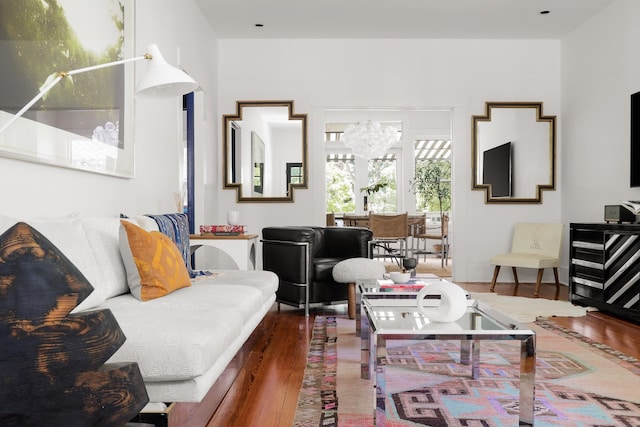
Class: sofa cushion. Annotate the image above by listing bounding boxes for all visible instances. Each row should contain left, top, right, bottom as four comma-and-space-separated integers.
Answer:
79, 216, 129, 299
0, 215, 106, 312
204, 270, 280, 304
132, 215, 159, 232
119, 220, 191, 301
102, 278, 268, 381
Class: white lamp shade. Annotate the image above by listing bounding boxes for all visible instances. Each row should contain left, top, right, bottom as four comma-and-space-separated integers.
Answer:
342, 120, 398, 159
136, 44, 198, 97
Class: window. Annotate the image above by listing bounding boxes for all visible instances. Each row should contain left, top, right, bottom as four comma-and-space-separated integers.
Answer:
326, 153, 356, 213
366, 154, 397, 213
287, 163, 304, 185
326, 115, 465, 217
324, 110, 453, 262
326, 150, 400, 213
253, 162, 263, 194
413, 139, 451, 214
325, 122, 403, 214
286, 162, 303, 196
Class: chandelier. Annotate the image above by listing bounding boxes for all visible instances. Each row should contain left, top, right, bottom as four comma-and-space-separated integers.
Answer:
342, 120, 398, 159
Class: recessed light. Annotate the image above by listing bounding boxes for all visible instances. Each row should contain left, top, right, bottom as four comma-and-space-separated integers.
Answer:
540, 10, 550, 15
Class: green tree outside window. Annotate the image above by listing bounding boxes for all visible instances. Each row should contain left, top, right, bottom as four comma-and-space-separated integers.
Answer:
412, 160, 451, 217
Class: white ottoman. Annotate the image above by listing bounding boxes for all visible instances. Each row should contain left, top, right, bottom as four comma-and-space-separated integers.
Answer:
333, 258, 386, 319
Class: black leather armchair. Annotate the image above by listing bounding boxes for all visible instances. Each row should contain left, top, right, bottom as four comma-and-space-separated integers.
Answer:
262, 226, 373, 316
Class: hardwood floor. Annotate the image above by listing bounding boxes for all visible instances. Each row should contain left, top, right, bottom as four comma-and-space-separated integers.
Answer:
207, 282, 640, 427
206, 306, 320, 426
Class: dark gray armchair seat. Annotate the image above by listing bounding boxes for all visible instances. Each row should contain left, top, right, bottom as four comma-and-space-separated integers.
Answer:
261, 226, 373, 316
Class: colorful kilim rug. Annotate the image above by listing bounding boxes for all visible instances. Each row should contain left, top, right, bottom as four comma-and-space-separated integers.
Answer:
294, 316, 640, 426
293, 316, 338, 427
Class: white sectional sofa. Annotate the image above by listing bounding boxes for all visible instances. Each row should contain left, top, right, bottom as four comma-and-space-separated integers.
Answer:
0, 214, 278, 425
103, 269, 277, 402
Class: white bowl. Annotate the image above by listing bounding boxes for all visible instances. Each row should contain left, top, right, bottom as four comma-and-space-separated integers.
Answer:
389, 272, 411, 284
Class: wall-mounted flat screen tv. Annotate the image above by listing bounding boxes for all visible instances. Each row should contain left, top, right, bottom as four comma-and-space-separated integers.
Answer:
631, 91, 640, 187
483, 141, 512, 197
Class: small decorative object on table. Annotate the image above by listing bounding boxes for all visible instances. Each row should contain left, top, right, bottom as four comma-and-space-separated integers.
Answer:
416, 282, 468, 322
389, 271, 411, 284
402, 257, 417, 277
200, 225, 245, 236
227, 210, 240, 225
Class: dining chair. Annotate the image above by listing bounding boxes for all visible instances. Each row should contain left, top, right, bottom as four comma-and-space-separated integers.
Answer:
489, 222, 563, 299
368, 212, 409, 265
412, 214, 449, 268
408, 213, 426, 248
326, 212, 336, 226
342, 214, 369, 228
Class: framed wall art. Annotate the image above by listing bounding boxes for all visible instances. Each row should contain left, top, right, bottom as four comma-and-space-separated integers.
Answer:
0, 0, 135, 177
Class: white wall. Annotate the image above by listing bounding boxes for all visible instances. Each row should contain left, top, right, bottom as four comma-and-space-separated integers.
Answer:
561, 0, 640, 272
562, 0, 640, 219
0, 0, 218, 227
217, 39, 562, 281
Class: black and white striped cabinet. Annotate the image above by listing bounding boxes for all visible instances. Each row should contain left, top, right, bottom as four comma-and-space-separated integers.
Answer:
570, 222, 640, 323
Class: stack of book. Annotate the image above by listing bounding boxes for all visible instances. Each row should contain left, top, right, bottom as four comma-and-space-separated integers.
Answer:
376, 278, 425, 292
200, 225, 245, 236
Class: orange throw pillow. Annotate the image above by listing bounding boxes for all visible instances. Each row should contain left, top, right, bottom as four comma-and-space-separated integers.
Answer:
119, 220, 191, 301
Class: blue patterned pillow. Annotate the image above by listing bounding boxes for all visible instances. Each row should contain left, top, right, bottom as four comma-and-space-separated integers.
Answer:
144, 213, 193, 275
144, 213, 211, 278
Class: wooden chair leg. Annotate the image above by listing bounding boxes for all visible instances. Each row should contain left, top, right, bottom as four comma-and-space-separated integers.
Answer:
534, 269, 544, 298
553, 267, 560, 300
490, 266, 501, 292
512, 267, 520, 296
444, 239, 449, 266
347, 282, 356, 319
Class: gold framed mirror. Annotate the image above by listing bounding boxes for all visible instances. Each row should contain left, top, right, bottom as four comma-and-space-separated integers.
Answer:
223, 100, 308, 202
472, 102, 556, 204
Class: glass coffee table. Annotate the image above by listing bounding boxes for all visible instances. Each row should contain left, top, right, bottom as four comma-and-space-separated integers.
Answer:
361, 296, 536, 426
355, 274, 446, 334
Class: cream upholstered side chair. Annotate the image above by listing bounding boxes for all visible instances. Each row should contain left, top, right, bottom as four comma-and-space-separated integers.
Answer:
489, 223, 564, 299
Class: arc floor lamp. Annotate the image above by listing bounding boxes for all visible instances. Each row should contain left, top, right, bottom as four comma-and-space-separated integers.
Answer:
0, 44, 198, 135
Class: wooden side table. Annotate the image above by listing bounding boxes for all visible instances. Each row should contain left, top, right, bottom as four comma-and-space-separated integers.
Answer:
190, 234, 258, 270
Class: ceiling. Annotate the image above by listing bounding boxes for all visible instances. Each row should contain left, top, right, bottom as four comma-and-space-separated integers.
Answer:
194, 0, 614, 39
